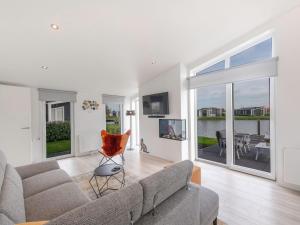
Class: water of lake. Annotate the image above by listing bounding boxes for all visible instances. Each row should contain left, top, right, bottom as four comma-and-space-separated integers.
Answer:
198, 120, 270, 138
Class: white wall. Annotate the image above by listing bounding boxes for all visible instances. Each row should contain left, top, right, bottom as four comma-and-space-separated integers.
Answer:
139, 63, 189, 162
274, 7, 300, 190
75, 93, 106, 156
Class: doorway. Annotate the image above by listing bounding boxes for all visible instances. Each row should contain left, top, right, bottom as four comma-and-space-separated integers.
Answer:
105, 103, 123, 134
195, 78, 274, 178
43, 101, 74, 159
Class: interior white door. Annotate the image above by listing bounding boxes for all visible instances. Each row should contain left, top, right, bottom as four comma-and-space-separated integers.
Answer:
0, 84, 32, 166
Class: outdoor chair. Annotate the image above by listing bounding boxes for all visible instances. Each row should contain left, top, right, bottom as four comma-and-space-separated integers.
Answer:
99, 129, 131, 166
244, 134, 265, 152
216, 130, 226, 157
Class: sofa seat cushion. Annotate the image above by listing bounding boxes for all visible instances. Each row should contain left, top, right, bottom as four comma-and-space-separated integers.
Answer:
22, 169, 72, 198
135, 185, 201, 225
25, 182, 89, 221
199, 186, 219, 225
139, 160, 193, 216
0, 213, 14, 225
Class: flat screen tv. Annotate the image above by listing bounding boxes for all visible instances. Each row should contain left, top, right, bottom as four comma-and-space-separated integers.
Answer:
142, 92, 169, 115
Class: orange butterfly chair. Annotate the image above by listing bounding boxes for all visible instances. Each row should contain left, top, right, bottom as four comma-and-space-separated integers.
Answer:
99, 129, 131, 166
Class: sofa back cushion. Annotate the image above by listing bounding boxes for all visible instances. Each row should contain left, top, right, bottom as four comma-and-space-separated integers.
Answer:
139, 160, 193, 215
46, 183, 144, 225
0, 162, 25, 224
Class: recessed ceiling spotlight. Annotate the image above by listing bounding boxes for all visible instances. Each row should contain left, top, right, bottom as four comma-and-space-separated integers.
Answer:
41, 66, 48, 70
50, 24, 59, 30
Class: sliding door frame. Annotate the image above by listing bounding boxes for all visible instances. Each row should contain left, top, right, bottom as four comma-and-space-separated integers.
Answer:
228, 77, 276, 180
194, 78, 276, 180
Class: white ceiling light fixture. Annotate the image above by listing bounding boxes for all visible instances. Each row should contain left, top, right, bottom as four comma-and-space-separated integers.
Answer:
41, 66, 48, 70
50, 24, 59, 30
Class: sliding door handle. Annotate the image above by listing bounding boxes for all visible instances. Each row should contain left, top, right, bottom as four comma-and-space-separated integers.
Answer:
21, 127, 30, 130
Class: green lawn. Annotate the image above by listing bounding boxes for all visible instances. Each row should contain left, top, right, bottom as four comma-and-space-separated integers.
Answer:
106, 124, 121, 134
47, 139, 71, 156
198, 116, 225, 121
198, 136, 218, 148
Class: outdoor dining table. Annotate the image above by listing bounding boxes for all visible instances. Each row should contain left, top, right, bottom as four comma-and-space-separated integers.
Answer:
255, 142, 270, 160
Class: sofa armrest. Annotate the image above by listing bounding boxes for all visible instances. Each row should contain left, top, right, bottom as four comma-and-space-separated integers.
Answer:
15, 160, 60, 179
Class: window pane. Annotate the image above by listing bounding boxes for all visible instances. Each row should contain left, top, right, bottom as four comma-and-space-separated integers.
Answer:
106, 103, 122, 134
230, 38, 272, 67
196, 84, 226, 164
56, 108, 64, 121
196, 60, 225, 76
233, 78, 270, 172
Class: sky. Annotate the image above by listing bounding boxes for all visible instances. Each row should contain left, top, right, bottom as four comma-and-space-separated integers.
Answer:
197, 78, 270, 109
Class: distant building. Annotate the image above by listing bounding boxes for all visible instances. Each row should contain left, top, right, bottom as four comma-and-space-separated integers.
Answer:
234, 106, 269, 116
198, 107, 225, 117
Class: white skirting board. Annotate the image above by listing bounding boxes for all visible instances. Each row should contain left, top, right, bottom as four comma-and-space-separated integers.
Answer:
283, 148, 300, 186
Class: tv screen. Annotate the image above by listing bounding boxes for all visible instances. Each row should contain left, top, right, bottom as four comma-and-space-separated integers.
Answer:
142, 92, 169, 115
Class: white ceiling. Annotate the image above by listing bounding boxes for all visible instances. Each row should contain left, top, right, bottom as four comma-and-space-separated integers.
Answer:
0, 0, 299, 96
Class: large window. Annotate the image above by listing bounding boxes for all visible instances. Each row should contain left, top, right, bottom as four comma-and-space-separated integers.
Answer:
191, 35, 275, 179
230, 38, 272, 67
194, 37, 273, 77
196, 60, 225, 76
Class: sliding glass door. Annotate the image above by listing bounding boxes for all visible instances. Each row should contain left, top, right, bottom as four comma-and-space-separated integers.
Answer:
196, 85, 227, 164
233, 78, 271, 172
195, 78, 274, 178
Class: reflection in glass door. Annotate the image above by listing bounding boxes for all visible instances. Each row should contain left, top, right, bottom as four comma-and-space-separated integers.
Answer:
233, 78, 271, 172
196, 85, 227, 164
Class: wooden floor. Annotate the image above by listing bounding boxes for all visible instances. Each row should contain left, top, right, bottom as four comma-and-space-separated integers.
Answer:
58, 150, 300, 225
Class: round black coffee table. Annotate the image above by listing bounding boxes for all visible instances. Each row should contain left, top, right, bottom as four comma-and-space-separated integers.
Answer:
89, 164, 125, 198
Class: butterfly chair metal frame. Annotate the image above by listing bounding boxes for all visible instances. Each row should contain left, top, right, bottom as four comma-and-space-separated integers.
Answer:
98, 152, 124, 167
98, 130, 131, 167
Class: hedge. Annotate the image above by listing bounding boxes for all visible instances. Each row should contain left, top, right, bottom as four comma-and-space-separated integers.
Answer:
47, 121, 71, 142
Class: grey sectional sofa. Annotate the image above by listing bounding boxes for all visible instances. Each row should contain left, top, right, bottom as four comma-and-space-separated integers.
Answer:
0, 150, 219, 225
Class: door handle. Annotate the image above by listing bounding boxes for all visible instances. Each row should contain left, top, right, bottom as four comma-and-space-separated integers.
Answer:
21, 127, 30, 130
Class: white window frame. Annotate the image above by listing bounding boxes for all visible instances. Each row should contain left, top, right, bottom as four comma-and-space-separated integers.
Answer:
189, 31, 276, 180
